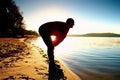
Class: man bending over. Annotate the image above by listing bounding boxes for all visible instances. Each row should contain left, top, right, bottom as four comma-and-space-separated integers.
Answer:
39, 18, 74, 69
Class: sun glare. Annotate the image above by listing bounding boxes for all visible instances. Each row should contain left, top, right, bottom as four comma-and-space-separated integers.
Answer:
25, 7, 73, 31
34, 7, 71, 23
51, 35, 56, 41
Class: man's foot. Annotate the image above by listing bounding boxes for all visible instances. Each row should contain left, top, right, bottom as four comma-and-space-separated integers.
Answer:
49, 65, 63, 73
54, 64, 60, 68
49, 62, 60, 68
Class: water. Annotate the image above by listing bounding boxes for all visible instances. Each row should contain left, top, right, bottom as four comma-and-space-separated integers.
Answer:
28, 37, 120, 80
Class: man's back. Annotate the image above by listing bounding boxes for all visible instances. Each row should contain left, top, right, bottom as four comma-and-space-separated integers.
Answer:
40, 21, 68, 32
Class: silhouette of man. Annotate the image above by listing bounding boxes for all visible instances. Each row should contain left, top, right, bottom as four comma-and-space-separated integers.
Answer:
39, 18, 74, 68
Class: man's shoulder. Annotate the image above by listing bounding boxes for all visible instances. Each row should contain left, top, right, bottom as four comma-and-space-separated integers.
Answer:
40, 21, 66, 30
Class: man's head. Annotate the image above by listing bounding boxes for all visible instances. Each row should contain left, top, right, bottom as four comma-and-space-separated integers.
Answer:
66, 18, 74, 28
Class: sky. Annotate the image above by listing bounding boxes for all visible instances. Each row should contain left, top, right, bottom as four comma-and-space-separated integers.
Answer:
14, 0, 120, 34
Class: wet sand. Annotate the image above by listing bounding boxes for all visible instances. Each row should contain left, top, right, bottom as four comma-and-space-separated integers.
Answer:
0, 38, 81, 80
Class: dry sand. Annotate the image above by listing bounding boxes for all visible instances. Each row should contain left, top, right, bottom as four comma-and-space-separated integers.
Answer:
0, 38, 81, 80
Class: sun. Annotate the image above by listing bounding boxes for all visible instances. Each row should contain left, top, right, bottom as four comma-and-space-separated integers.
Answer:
51, 35, 56, 42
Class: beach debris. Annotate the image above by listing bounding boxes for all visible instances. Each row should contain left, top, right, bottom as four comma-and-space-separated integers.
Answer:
0, 39, 29, 58
3, 74, 35, 80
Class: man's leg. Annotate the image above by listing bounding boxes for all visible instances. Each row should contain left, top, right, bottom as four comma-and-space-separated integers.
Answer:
47, 45, 55, 66
39, 29, 61, 68
42, 38, 55, 65
39, 30, 55, 66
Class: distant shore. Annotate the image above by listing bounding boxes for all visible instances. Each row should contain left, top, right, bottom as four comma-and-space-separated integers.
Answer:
68, 33, 120, 37
0, 38, 81, 80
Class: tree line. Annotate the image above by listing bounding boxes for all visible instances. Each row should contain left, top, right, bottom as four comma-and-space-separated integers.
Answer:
0, 0, 38, 37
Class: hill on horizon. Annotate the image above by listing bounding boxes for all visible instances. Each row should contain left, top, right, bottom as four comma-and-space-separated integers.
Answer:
68, 33, 120, 37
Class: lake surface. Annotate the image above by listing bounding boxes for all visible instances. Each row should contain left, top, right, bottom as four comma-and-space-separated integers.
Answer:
29, 37, 120, 80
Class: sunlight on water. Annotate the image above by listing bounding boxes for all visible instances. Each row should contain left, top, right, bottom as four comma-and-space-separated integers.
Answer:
29, 37, 120, 80
55, 37, 120, 56
54, 37, 120, 80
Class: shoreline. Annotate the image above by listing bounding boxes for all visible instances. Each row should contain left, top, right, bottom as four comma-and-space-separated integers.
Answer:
0, 38, 81, 80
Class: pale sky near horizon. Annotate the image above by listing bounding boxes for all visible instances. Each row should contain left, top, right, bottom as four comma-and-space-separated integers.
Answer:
14, 0, 120, 34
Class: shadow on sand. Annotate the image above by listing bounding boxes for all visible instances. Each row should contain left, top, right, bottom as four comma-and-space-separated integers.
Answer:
48, 64, 67, 80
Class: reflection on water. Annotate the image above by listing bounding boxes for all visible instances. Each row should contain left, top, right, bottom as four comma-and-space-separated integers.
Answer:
30, 37, 120, 80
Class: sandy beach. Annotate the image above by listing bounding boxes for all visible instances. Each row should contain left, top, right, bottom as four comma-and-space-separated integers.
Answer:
0, 38, 81, 80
